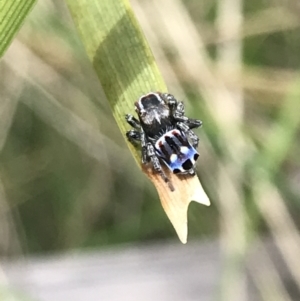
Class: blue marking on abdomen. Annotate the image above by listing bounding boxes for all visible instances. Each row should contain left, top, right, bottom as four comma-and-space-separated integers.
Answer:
167, 146, 198, 171
154, 129, 198, 172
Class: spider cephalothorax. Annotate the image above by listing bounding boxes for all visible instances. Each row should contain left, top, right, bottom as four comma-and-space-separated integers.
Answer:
125, 92, 202, 190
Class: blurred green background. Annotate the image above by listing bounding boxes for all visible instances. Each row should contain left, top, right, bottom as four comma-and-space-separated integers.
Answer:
0, 1, 300, 297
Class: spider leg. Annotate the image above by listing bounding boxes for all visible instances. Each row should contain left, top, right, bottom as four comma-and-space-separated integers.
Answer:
146, 143, 170, 184
162, 94, 193, 124
176, 122, 199, 148
125, 114, 141, 129
172, 101, 202, 129
161, 93, 186, 120
186, 118, 202, 129
126, 129, 148, 167
140, 131, 148, 164
173, 101, 185, 119
125, 114, 148, 163
161, 94, 202, 127
126, 129, 141, 143
161, 93, 178, 110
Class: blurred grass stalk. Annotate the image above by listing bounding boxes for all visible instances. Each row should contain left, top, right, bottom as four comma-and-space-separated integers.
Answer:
252, 82, 300, 287
215, 0, 247, 300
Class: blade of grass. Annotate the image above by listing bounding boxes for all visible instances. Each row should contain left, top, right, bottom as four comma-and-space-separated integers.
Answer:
64, 0, 210, 243
0, 0, 36, 57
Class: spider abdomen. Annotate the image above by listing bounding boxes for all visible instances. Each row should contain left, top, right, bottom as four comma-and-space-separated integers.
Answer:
154, 129, 199, 174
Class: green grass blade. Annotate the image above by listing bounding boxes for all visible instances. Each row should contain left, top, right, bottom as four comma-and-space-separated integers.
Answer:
64, 0, 210, 244
0, 0, 37, 57
64, 0, 167, 163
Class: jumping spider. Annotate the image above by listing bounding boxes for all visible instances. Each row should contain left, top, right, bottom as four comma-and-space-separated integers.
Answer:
125, 92, 202, 190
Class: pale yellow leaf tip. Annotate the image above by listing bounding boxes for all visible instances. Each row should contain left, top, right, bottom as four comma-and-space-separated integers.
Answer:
142, 165, 210, 244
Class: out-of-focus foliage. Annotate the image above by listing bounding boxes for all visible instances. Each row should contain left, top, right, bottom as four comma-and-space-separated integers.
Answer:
1, 1, 300, 298
0, 0, 299, 249
0, 0, 37, 57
